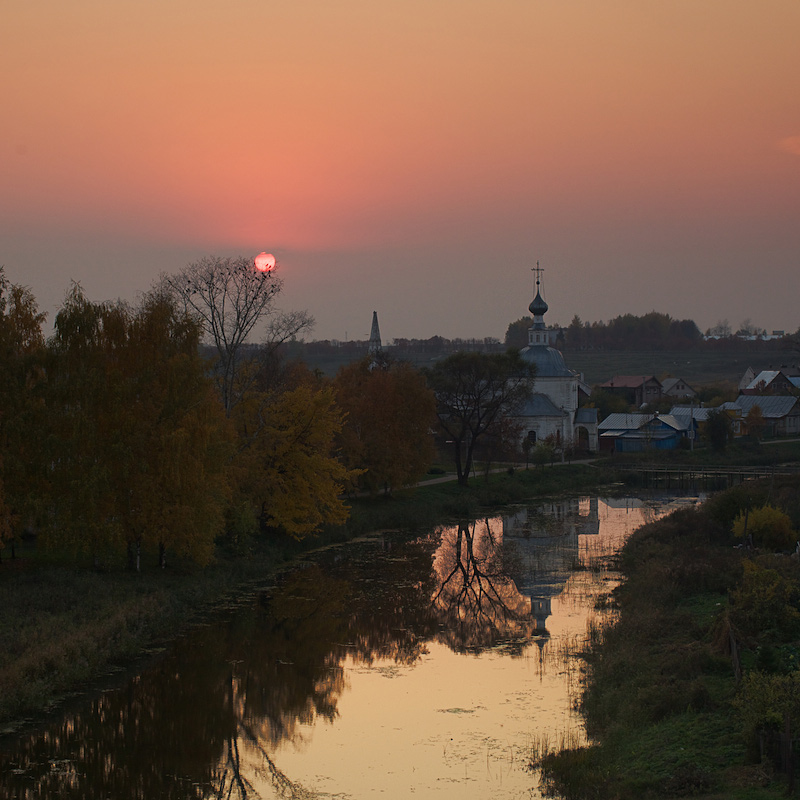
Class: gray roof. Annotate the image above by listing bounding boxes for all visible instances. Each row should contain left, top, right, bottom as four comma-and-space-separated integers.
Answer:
670, 406, 713, 422
735, 395, 799, 418
519, 392, 567, 418
598, 413, 651, 431
575, 407, 599, 425
599, 412, 688, 433
519, 345, 574, 377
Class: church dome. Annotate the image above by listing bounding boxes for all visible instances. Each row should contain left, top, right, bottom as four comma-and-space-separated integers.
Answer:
529, 290, 548, 317
519, 344, 574, 377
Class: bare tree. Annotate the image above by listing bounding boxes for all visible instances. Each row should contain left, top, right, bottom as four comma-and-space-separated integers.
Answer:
164, 256, 313, 414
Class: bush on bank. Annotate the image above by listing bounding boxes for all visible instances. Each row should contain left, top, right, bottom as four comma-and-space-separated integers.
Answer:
538, 476, 800, 800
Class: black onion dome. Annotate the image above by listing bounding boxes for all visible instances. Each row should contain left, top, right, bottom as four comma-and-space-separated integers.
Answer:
529, 290, 548, 317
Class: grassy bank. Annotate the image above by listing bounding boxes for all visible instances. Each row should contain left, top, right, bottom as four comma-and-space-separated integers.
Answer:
537, 475, 800, 799
0, 462, 607, 732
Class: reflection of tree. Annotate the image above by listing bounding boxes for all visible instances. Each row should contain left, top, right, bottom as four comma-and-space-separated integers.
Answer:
432, 519, 534, 651
1, 530, 519, 798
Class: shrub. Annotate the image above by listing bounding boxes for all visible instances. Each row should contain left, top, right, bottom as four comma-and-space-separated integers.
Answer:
733, 505, 796, 552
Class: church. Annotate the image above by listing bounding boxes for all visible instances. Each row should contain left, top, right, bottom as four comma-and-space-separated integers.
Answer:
515, 268, 598, 453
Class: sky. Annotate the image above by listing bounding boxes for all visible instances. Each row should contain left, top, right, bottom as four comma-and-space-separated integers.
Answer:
3, 1, 799, 343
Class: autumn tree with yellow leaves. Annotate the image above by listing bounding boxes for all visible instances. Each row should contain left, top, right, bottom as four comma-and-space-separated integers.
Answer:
43, 287, 232, 569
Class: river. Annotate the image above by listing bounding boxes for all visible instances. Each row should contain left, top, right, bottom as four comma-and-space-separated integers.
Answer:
0, 494, 702, 799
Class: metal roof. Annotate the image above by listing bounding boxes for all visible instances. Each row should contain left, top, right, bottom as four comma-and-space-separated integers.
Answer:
519, 392, 567, 417
518, 345, 574, 377
735, 395, 799, 418
598, 413, 651, 431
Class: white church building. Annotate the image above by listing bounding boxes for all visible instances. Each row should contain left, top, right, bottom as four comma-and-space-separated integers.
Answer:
515, 271, 598, 453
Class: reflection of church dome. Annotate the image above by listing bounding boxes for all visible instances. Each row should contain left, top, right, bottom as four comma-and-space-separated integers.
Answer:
519, 344, 573, 377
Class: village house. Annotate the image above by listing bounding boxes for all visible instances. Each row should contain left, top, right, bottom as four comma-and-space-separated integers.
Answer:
597, 412, 691, 453
661, 377, 697, 400
599, 375, 663, 408
741, 370, 800, 396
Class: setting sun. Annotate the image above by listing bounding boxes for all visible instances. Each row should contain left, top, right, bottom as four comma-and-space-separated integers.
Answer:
254, 252, 276, 273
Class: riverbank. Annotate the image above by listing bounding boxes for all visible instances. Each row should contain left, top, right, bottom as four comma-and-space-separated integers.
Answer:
0, 462, 607, 733
536, 474, 800, 799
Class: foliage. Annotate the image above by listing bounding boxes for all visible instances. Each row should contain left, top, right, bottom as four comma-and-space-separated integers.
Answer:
729, 559, 800, 641
334, 356, 436, 495
0, 269, 46, 557
586, 387, 631, 418
165, 255, 313, 414
541, 481, 800, 798
531, 442, 555, 469
42, 287, 232, 569
703, 407, 734, 452
424, 350, 533, 486
232, 379, 355, 539
733, 505, 796, 552
746, 404, 766, 441
555, 311, 703, 351
504, 316, 532, 349
736, 670, 800, 763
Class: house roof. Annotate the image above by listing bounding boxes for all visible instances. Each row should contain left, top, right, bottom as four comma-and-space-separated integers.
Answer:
518, 392, 567, 418
735, 395, 799, 419
746, 370, 783, 390
598, 413, 651, 431
661, 377, 694, 393
670, 405, 713, 422
599, 412, 689, 434
599, 375, 661, 389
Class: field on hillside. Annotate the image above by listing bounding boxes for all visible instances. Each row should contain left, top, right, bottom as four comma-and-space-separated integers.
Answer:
293, 346, 799, 387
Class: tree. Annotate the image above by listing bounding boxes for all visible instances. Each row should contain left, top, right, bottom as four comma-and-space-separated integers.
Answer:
746, 404, 766, 441
425, 350, 533, 486
118, 293, 232, 569
43, 286, 232, 569
334, 357, 436, 495
504, 317, 532, 349
703, 408, 734, 453
0, 269, 46, 559
232, 378, 356, 539
164, 256, 313, 415
733, 505, 796, 552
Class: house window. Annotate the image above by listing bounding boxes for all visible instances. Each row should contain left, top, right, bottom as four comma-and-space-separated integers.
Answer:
528, 431, 537, 443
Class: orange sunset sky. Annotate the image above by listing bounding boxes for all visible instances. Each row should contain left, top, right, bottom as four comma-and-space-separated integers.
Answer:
3, 1, 799, 342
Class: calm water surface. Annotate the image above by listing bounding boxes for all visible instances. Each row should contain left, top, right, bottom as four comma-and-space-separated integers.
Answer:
1, 494, 701, 799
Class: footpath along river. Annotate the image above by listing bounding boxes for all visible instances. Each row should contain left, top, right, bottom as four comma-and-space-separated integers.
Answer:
0, 493, 702, 799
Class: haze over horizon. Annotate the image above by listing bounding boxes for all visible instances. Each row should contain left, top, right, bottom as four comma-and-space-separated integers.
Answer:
3, 1, 799, 344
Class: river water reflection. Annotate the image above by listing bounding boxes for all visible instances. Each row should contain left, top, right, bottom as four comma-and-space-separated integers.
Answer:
1, 494, 701, 799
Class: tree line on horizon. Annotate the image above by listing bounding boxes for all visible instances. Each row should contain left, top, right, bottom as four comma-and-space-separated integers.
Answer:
505, 311, 799, 352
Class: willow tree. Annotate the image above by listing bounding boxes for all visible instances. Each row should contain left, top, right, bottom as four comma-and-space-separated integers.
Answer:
44, 287, 232, 569
0, 269, 46, 559
118, 293, 232, 569
164, 256, 313, 414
